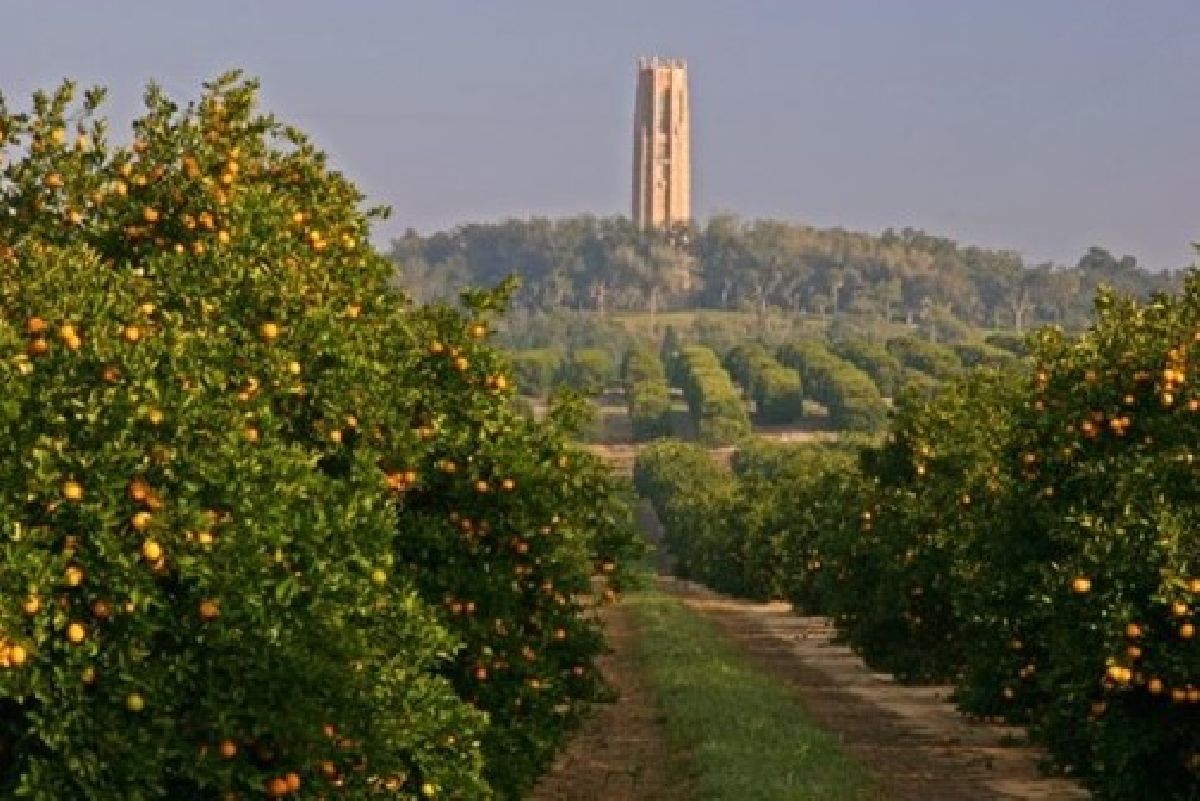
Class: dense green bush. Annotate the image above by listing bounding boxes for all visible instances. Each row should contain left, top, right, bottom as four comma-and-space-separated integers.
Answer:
778, 340, 887, 432
724, 344, 804, 424
554, 348, 614, 395
832, 338, 905, 397
622, 345, 672, 440
885, 336, 962, 379
510, 348, 561, 395
984, 331, 1030, 356
672, 346, 751, 445
952, 340, 1017, 369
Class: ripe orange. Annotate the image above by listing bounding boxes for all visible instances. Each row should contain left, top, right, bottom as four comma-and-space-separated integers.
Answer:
125, 693, 145, 712
128, 478, 151, 503
141, 539, 163, 562
22, 596, 40, 616
218, 739, 238, 759
1126, 622, 1143, 638
285, 773, 301, 792
66, 622, 86, 644
8, 644, 27, 667
122, 325, 142, 343
1071, 576, 1092, 594
198, 599, 221, 621
1181, 623, 1196, 640
63, 480, 84, 502
259, 321, 281, 341
265, 777, 289, 797
64, 565, 85, 587
132, 511, 153, 531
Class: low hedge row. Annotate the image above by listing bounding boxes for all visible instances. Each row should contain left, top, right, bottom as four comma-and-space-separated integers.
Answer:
886, 335, 963, 379
777, 340, 888, 432
553, 348, 615, 396
671, 346, 751, 446
832, 338, 905, 398
723, 344, 804, 424
510, 348, 562, 395
622, 345, 672, 440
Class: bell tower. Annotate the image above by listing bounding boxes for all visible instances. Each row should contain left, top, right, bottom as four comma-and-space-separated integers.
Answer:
632, 58, 690, 230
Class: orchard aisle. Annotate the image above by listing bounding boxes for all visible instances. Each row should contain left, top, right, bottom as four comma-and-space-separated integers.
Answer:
662, 577, 1090, 801
527, 600, 694, 801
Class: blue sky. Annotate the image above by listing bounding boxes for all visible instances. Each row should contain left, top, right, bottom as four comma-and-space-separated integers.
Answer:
3, 1, 1199, 268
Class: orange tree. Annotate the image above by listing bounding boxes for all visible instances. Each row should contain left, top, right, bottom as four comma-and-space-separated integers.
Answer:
955, 285, 1200, 798
0, 73, 640, 798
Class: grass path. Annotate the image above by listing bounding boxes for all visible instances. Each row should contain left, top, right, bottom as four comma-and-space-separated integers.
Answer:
626, 586, 880, 800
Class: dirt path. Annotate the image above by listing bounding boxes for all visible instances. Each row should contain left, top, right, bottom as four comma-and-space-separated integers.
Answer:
528, 600, 693, 801
664, 577, 1090, 801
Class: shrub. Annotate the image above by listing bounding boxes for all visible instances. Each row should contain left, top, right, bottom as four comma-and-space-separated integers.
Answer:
554, 348, 614, 395
832, 338, 904, 397
778, 340, 887, 432
723, 344, 804, 424
675, 346, 751, 445
984, 332, 1030, 356
885, 336, 962, 379
510, 348, 561, 395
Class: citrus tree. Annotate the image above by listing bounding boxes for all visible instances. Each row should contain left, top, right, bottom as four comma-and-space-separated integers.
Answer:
0, 73, 641, 799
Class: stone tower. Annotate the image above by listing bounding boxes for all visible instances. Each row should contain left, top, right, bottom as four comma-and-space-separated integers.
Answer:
632, 57, 690, 230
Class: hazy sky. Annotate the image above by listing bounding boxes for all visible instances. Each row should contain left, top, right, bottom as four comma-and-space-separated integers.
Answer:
4, 1, 1199, 269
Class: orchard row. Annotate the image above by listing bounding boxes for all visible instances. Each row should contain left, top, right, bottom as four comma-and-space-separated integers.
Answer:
0, 75, 642, 799
636, 276, 1200, 800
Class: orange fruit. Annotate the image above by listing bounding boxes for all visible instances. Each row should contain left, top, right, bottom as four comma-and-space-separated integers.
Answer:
64, 565, 85, 587
8, 644, 28, 667
198, 599, 220, 621
140, 539, 162, 562
66, 622, 86, 644
218, 739, 238, 759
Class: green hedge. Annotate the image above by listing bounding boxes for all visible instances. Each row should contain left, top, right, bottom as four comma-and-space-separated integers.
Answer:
885, 335, 962, 379
554, 347, 615, 395
724, 344, 804, 424
777, 340, 887, 432
510, 348, 562, 395
623, 344, 672, 440
832, 338, 904, 397
673, 346, 751, 445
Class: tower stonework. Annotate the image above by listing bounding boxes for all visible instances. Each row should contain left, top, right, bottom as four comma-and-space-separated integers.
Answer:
632, 57, 690, 230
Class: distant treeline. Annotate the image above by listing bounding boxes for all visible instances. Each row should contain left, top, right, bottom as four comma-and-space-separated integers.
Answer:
390, 214, 1180, 332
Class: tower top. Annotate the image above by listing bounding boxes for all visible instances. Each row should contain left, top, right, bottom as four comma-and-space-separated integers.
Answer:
637, 56, 687, 71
